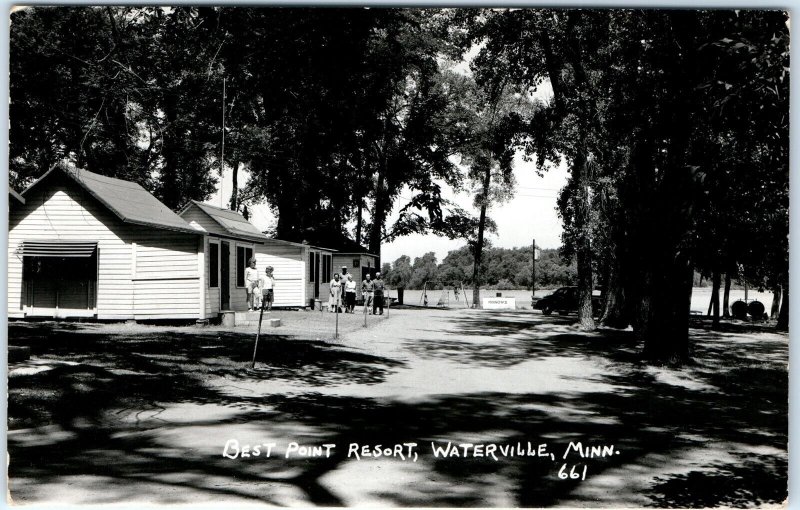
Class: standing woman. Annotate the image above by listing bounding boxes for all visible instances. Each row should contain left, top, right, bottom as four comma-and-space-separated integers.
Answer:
329, 273, 343, 312
345, 274, 357, 313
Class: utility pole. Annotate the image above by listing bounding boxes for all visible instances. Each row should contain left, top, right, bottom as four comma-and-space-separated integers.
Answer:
220, 77, 226, 208
531, 238, 536, 307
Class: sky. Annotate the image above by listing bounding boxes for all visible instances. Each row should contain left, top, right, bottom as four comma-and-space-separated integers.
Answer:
206, 152, 568, 264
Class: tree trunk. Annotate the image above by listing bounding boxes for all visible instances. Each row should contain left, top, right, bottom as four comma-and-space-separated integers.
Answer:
368, 162, 387, 263
471, 165, 491, 308
639, 257, 694, 364
562, 12, 595, 331
229, 160, 240, 211
722, 273, 732, 318
711, 270, 721, 329
600, 248, 629, 329
355, 196, 363, 246
770, 285, 782, 319
777, 281, 788, 331
573, 145, 595, 331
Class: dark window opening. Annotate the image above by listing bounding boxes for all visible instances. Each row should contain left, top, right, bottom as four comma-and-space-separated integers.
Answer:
209, 243, 219, 288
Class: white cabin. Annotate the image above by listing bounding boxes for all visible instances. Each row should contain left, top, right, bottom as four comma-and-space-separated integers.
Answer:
8, 165, 205, 320
179, 201, 336, 311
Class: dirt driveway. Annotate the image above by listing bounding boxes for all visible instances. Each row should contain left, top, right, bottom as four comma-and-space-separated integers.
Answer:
7, 308, 788, 506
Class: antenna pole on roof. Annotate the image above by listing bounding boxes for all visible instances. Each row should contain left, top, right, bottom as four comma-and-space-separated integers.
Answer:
220, 77, 226, 208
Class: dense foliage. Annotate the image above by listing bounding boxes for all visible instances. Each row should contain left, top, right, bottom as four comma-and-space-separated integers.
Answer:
10, 7, 789, 364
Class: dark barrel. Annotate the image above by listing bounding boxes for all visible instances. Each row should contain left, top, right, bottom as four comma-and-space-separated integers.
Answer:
730, 300, 748, 320
747, 300, 765, 319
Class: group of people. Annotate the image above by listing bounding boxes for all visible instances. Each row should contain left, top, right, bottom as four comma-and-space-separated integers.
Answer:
329, 266, 386, 315
243, 258, 387, 315
244, 258, 275, 312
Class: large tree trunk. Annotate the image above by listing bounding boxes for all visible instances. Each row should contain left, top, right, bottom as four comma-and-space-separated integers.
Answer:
777, 281, 788, 331
601, 249, 629, 328
573, 145, 595, 331
722, 273, 732, 318
638, 256, 694, 363
637, 11, 698, 364
562, 12, 595, 331
471, 165, 491, 308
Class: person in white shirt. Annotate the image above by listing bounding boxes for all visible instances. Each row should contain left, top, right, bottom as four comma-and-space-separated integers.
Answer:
344, 274, 357, 313
329, 273, 343, 312
261, 266, 275, 311
244, 258, 259, 311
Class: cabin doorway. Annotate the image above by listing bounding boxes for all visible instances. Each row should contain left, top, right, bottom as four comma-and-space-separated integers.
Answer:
221, 241, 230, 309
313, 252, 320, 298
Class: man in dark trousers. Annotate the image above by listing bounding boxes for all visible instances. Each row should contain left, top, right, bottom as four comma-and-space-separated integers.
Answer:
373, 271, 385, 315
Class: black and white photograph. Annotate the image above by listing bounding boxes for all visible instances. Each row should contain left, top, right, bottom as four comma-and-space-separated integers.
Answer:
5, 5, 790, 507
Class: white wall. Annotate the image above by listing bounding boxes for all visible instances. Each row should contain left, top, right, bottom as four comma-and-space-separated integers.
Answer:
254, 241, 306, 307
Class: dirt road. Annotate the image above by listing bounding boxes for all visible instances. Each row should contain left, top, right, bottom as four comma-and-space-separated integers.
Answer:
7, 308, 787, 506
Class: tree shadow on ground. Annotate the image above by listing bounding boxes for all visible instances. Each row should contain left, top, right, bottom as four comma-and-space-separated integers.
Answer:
7, 315, 788, 507
406, 312, 641, 367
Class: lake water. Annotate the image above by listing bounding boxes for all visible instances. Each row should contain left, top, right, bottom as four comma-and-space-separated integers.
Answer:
391, 287, 775, 315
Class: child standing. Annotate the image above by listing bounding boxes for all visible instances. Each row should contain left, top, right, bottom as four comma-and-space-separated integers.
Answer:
262, 266, 275, 311
245, 257, 259, 311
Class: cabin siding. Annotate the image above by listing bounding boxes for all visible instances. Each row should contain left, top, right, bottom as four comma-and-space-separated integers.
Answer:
9, 185, 133, 319
254, 242, 306, 307
132, 232, 201, 319
9, 181, 203, 320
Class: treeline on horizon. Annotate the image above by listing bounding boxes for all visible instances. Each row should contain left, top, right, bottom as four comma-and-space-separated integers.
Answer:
380, 245, 576, 290
380, 245, 752, 292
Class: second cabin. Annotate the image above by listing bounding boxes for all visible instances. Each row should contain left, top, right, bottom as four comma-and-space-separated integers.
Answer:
179, 201, 336, 312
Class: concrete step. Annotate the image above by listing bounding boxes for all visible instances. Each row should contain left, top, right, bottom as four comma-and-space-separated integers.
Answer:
220, 310, 270, 327
235, 318, 280, 327
234, 310, 270, 323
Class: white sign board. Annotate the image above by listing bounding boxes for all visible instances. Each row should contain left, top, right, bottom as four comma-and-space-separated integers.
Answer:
482, 297, 516, 310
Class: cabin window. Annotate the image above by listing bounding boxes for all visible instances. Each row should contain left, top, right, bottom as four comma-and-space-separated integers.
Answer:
352, 258, 360, 268
236, 245, 253, 287
209, 243, 219, 288
322, 254, 332, 281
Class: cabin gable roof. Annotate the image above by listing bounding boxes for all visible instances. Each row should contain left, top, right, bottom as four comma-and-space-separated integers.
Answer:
22, 165, 200, 235
181, 200, 269, 243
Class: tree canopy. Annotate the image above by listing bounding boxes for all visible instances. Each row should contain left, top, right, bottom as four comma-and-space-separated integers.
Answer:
10, 7, 789, 363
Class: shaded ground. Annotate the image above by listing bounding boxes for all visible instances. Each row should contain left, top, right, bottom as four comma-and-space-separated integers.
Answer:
7, 308, 788, 507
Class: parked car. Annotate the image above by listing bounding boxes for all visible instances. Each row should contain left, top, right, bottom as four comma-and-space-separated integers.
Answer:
534, 286, 604, 316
